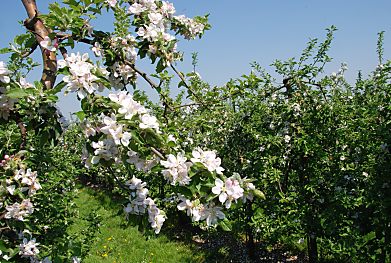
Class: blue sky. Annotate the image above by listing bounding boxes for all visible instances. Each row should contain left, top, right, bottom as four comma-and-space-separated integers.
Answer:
1, 1, 391, 116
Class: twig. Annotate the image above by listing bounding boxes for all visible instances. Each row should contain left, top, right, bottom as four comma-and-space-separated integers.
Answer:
125, 62, 158, 89
21, 41, 38, 58
125, 62, 174, 111
10, 113, 27, 151
150, 147, 165, 160
59, 46, 68, 59
108, 167, 129, 191
171, 64, 204, 103
302, 80, 328, 102
56, 33, 93, 45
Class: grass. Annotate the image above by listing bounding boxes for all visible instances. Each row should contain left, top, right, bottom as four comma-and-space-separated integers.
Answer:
68, 186, 305, 263
68, 186, 204, 263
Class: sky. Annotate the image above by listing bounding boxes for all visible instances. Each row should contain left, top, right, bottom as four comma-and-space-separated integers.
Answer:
1, 0, 391, 116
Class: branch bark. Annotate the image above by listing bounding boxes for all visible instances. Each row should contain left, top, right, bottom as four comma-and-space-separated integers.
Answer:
10, 113, 27, 151
21, 0, 57, 90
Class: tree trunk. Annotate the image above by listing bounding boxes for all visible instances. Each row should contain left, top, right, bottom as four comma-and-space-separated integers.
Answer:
246, 201, 256, 260
308, 232, 318, 263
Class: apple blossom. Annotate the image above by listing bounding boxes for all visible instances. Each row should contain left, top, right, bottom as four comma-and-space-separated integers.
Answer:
106, 0, 117, 8
5, 199, 34, 221
161, 1, 176, 17
19, 238, 40, 258
139, 113, 160, 132
191, 148, 224, 174
0, 87, 17, 120
91, 42, 102, 57
201, 203, 225, 227
0, 61, 11, 83
160, 153, 192, 185
128, 3, 146, 15
39, 36, 57, 52
211, 178, 244, 208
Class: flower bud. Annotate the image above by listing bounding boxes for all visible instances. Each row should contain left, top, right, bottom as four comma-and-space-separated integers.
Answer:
253, 189, 265, 200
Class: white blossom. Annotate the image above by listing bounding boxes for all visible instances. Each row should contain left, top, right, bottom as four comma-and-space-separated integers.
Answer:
191, 148, 224, 174
91, 138, 118, 164
212, 178, 244, 208
139, 113, 160, 132
106, 0, 117, 7
161, 1, 175, 17
201, 203, 225, 226
91, 42, 102, 57
19, 238, 40, 258
0, 87, 17, 120
173, 15, 205, 39
0, 61, 11, 83
40, 36, 57, 52
5, 199, 34, 221
128, 3, 146, 15
160, 153, 192, 185
14, 168, 41, 195
58, 53, 106, 99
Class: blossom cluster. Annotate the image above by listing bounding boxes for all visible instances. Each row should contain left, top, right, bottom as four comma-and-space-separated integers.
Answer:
127, 150, 158, 172
0, 62, 16, 120
177, 196, 225, 227
157, 150, 257, 227
160, 152, 192, 186
130, 0, 176, 42
127, 0, 207, 64
0, 156, 43, 261
19, 237, 40, 258
4, 167, 42, 221
0, 61, 11, 84
124, 176, 166, 234
175, 174, 256, 227
83, 90, 161, 168
191, 147, 224, 174
58, 53, 109, 99
172, 15, 205, 40
211, 177, 244, 209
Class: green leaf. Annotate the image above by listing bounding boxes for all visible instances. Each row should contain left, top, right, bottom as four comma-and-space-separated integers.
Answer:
49, 81, 67, 95
75, 111, 86, 121
6, 88, 29, 99
156, 59, 165, 73
206, 194, 218, 202
219, 219, 232, 231
0, 47, 12, 54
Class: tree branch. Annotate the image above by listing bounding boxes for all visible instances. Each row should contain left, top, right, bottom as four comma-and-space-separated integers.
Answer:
150, 147, 165, 160
124, 61, 174, 111
21, 0, 57, 90
21, 41, 38, 58
108, 167, 129, 191
171, 64, 204, 103
10, 113, 27, 151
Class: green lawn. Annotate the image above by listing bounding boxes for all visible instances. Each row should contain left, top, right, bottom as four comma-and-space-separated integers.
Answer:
69, 187, 204, 263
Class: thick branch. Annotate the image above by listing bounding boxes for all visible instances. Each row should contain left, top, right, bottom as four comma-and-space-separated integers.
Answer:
21, 0, 57, 90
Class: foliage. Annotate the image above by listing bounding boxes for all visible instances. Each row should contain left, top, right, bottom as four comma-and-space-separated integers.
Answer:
1, 0, 391, 262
